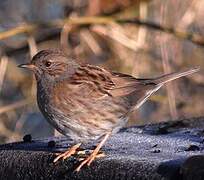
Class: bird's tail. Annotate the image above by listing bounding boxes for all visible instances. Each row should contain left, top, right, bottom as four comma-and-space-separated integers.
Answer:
153, 67, 200, 86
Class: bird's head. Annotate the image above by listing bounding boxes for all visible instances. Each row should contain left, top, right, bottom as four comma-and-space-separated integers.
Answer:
18, 49, 78, 82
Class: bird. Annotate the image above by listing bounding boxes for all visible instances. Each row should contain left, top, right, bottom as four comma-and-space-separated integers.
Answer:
18, 49, 199, 171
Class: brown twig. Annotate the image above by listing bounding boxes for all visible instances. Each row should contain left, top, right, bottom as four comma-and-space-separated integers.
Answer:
0, 56, 9, 92
27, 36, 38, 58
27, 36, 38, 97
0, 99, 32, 115
80, 29, 102, 55
60, 23, 72, 55
92, 24, 142, 51
0, 16, 204, 47
160, 4, 178, 120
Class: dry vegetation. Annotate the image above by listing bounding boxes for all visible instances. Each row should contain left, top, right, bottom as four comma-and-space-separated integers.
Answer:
0, 0, 203, 143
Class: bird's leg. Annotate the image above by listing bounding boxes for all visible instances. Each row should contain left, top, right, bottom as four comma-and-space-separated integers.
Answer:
75, 132, 111, 172
54, 143, 81, 163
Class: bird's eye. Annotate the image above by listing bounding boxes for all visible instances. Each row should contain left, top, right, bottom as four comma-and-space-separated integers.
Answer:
44, 61, 52, 67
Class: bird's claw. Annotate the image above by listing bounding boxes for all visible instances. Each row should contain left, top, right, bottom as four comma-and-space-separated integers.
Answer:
75, 151, 105, 172
53, 143, 81, 163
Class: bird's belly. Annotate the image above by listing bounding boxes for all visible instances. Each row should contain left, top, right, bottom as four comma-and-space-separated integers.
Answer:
48, 109, 126, 142
45, 97, 128, 142
37, 86, 130, 142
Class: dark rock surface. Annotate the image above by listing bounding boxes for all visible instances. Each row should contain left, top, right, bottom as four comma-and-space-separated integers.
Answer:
0, 117, 204, 180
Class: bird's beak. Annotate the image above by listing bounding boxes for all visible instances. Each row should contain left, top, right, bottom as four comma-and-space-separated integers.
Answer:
18, 63, 36, 70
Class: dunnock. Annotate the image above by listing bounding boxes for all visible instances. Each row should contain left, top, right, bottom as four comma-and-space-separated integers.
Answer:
19, 49, 199, 171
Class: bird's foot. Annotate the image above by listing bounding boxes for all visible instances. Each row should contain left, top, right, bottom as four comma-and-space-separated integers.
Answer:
75, 148, 104, 172
75, 132, 111, 172
54, 143, 81, 163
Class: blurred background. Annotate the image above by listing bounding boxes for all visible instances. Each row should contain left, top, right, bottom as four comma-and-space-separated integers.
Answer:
0, 0, 203, 144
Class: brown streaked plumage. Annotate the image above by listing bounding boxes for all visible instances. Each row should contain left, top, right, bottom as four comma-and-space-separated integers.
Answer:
18, 49, 199, 171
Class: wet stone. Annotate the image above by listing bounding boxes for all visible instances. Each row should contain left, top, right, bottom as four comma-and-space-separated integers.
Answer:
0, 117, 203, 180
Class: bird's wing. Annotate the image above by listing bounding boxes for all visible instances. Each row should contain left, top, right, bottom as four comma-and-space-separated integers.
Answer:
68, 65, 156, 99
110, 72, 157, 97
69, 65, 115, 98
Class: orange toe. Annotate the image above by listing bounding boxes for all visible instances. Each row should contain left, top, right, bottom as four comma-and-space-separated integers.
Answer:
54, 143, 81, 163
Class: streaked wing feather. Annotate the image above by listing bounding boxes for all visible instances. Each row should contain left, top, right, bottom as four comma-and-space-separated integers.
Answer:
69, 65, 115, 99
110, 72, 156, 97
69, 66, 156, 99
